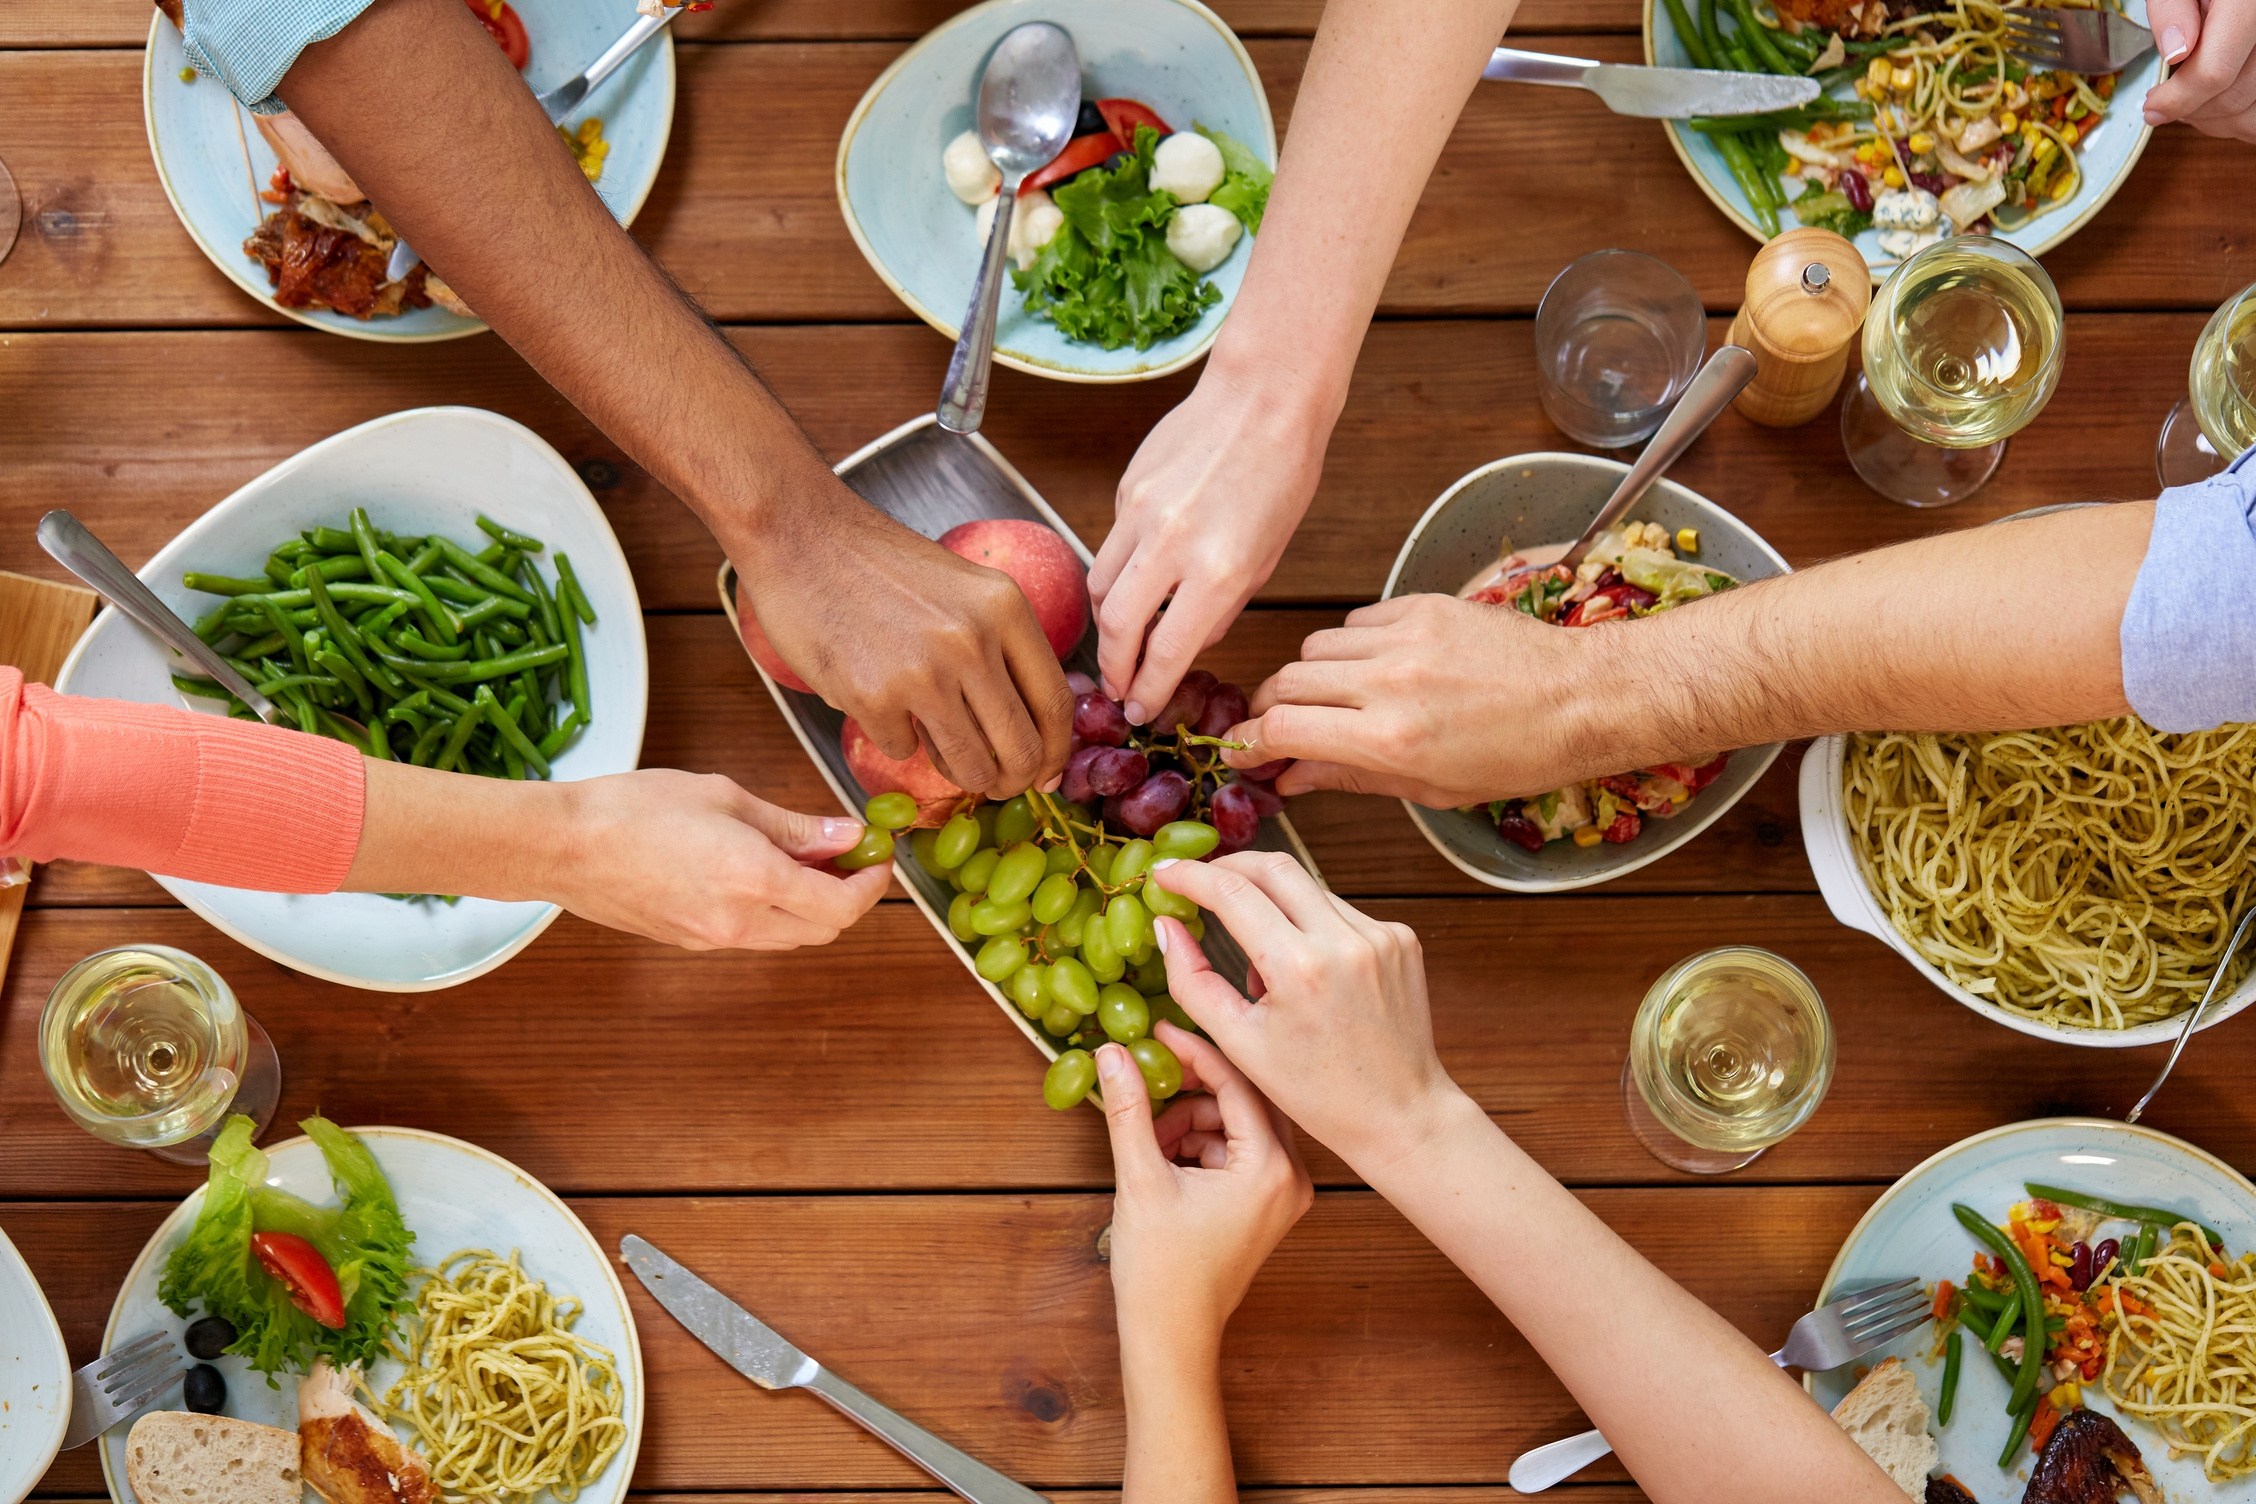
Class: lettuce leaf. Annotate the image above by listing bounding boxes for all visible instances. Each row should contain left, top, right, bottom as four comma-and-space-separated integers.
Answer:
1013, 124, 1220, 351
157, 1114, 413, 1378
1195, 123, 1273, 234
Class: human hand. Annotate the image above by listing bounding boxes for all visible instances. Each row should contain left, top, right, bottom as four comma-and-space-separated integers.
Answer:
736, 492, 1073, 799
1147, 853, 1462, 1173
1099, 1021, 1312, 1339
1088, 365, 1330, 726
2143, 0, 2256, 143
545, 769, 890, 949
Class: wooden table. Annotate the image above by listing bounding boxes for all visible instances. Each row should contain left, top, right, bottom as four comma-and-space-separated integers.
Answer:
5, 4, 2253, 1500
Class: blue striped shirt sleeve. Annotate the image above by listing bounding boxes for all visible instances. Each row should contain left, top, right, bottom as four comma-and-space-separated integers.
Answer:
2120, 444, 2256, 733
180, 0, 376, 115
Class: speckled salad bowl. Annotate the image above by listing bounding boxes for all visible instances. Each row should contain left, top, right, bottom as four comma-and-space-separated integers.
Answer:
1383, 452, 1791, 893
836, 0, 1275, 382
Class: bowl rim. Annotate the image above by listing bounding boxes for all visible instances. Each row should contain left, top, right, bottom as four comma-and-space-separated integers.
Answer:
832, 0, 1276, 384
1801, 730, 2256, 1048
141, 10, 676, 344
0, 1222, 70, 1504
52, 405, 649, 992
1384, 449, 1791, 894
1638, 0, 2160, 269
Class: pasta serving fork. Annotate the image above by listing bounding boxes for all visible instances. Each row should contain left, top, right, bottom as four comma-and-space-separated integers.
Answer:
1506, 1277, 1931, 1493
2000, 8, 2156, 74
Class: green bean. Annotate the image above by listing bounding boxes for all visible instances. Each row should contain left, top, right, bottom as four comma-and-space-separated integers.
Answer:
358, 601, 413, 645
1938, 1331, 1963, 1426
349, 508, 387, 586
192, 598, 238, 644
554, 553, 597, 625
1998, 1388, 2037, 1467
1686, 100, 1873, 133
313, 650, 373, 717
435, 698, 485, 773
287, 555, 371, 589
257, 597, 312, 676
515, 668, 544, 732
2128, 1225, 2158, 1277
558, 589, 591, 724
171, 673, 234, 703
454, 593, 518, 630
306, 526, 360, 555
274, 538, 317, 562
1698, 0, 1726, 61
408, 717, 450, 767
392, 668, 474, 716
1661, 0, 1713, 67
263, 554, 299, 587
395, 629, 469, 662
378, 642, 568, 684
478, 684, 552, 778
2023, 1185, 2223, 1250
375, 551, 460, 646
183, 573, 277, 596
433, 537, 536, 604
1957, 1299, 1994, 1345
1768, 23, 1822, 61
1960, 1284, 2012, 1314
282, 685, 319, 736
386, 690, 433, 722
1984, 1291, 2020, 1353
1727, 0, 1798, 73
306, 569, 403, 695
1717, 134, 1781, 235
521, 558, 562, 643
476, 513, 545, 552
1952, 1204, 2044, 1416
536, 711, 584, 759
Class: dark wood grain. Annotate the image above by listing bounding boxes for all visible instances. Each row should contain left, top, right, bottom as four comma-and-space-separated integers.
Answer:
14, 1186, 1855, 1492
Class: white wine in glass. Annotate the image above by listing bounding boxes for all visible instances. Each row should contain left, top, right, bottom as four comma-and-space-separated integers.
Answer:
2157, 281, 2256, 488
1624, 947, 1834, 1174
1841, 236, 2065, 508
39, 944, 279, 1162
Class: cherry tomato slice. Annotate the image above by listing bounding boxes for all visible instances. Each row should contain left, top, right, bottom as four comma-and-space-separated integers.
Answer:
249, 1231, 347, 1329
463, 0, 531, 71
1095, 98, 1170, 144
1022, 131, 1121, 196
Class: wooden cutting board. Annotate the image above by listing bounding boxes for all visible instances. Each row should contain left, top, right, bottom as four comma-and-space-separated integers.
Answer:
0, 570, 101, 984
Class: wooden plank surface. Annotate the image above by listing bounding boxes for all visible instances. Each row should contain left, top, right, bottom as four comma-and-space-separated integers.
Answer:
0, 313, 2205, 620
8, 1185, 1860, 1491
4, 38, 2251, 330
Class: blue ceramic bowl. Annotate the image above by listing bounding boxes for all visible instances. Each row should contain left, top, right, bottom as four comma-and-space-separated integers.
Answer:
143, 0, 674, 342
837, 0, 1275, 382
1642, 0, 2160, 268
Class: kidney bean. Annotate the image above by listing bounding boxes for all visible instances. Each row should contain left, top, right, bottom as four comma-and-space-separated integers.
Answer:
2092, 1238, 2120, 1280
2068, 1240, 2093, 1291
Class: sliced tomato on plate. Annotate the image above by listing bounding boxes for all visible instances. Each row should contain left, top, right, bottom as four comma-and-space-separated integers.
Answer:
250, 1231, 347, 1329
1096, 98, 1170, 142
464, 0, 531, 71
1022, 132, 1120, 195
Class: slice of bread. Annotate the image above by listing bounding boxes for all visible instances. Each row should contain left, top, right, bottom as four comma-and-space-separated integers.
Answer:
1832, 1356, 1940, 1500
126, 1411, 303, 1504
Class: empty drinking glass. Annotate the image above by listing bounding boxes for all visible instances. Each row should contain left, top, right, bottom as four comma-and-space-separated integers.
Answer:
1534, 250, 1707, 448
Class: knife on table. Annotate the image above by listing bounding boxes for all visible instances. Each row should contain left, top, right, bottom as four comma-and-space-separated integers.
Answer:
1484, 46, 1821, 117
620, 1235, 1047, 1504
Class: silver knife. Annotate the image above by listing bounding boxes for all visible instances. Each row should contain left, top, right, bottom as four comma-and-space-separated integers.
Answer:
1483, 46, 1820, 117
620, 1235, 1048, 1504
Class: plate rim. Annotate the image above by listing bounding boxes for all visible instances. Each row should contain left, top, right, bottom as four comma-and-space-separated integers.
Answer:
0, 1221, 71, 1504
1636, 0, 2160, 267
831, 0, 1278, 384
141, 11, 676, 343
97, 1124, 645, 1504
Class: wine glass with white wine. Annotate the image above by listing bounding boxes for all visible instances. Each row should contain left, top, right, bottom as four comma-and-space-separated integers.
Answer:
1841, 235, 2065, 509
1624, 947, 1835, 1174
2156, 280, 2256, 488
39, 945, 280, 1164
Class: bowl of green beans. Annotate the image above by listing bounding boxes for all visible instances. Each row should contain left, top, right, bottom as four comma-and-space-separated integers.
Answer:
55, 406, 647, 990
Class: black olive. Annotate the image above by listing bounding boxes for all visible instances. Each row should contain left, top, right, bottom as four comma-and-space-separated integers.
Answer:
183, 1364, 226, 1415
1074, 101, 1108, 138
184, 1315, 237, 1359
1104, 153, 1132, 173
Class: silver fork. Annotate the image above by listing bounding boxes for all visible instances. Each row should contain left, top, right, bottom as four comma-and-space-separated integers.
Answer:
2000, 8, 2156, 74
61, 1331, 187, 1449
1506, 1277, 1930, 1493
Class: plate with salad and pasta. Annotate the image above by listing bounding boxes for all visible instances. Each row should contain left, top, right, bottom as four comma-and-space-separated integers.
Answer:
1810, 1118, 2256, 1498
1643, 0, 2164, 267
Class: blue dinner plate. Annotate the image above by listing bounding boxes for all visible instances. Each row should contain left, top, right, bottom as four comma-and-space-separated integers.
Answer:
1810, 1118, 2256, 1499
837, 0, 1276, 382
144, 0, 674, 341
1642, 0, 2161, 268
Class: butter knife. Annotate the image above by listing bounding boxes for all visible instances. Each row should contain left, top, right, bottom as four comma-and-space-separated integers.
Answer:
1483, 46, 1820, 117
619, 1235, 1047, 1504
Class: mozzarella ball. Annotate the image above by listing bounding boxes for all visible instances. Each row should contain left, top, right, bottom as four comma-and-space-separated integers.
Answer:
975, 188, 1064, 270
1165, 202, 1242, 274
943, 129, 1001, 205
1149, 131, 1226, 204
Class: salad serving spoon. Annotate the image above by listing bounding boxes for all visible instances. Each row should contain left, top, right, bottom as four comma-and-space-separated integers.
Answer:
935, 22, 1081, 436
1559, 344, 1760, 570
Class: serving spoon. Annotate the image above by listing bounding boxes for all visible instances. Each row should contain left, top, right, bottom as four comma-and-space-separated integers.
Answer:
1558, 344, 1760, 570
935, 22, 1081, 436
2126, 906, 2256, 1124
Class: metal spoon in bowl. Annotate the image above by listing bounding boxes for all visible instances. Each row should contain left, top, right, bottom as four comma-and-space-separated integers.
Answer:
2126, 906, 2256, 1125
935, 23, 1081, 436
37, 509, 284, 726
1558, 344, 1761, 569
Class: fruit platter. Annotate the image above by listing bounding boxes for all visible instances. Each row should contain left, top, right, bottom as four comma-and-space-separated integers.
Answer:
717, 414, 1320, 1106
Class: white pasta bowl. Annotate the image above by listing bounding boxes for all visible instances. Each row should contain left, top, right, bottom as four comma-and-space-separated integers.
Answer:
1384, 451, 1789, 893
1800, 733, 2256, 1048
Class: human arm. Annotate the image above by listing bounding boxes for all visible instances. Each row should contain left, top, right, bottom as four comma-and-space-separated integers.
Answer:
1221, 498, 2154, 805
1098, 1023, 1311, 1504
2142, 0, 2256, 143
1088, 0, 1521, 725
271, 0, 1069, 796
1146, 853, 1903, 1504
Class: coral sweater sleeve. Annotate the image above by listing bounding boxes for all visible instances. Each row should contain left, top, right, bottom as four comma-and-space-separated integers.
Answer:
0, 669, 366, 892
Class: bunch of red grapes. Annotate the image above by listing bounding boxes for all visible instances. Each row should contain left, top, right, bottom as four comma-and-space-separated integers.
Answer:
1061, 668, 1287, 850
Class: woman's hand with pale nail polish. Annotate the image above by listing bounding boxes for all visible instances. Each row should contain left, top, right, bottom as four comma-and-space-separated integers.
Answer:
2142, 0, 2256, 144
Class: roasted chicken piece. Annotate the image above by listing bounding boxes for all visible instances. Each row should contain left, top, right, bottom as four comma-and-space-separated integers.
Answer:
243, 199, 429, 319
298, 1358, 437, 1504
2023, 1410, 2161, 1504
1927, 1477, 1977, 1504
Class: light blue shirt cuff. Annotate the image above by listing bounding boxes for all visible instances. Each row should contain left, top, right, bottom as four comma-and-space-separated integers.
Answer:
2121, 443, 2256, 733
181, 0, 376, 115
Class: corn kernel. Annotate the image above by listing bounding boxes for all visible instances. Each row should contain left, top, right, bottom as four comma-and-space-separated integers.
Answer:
1883, 165, 1905, 187
1892, 64, 1916, 91
1908, 132, 1935, 154
1675, 527, 1699, 554
1571, 825, 1605, 848
2052, 1382, 2081, 1408
1853, 77, 1871, 98
2059, 121, 2079, 145
2051, 173, 2075, 200
1867, 56, 1892, 88
2033, 137, 2058, 161
2000, 110, 2018, 132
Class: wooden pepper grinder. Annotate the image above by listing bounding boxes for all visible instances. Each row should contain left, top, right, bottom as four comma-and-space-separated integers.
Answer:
1728, 227, 1871, 427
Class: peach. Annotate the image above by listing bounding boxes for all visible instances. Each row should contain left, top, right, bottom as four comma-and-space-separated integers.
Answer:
842, 717, 964, 827
938, 518, 1088, 659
